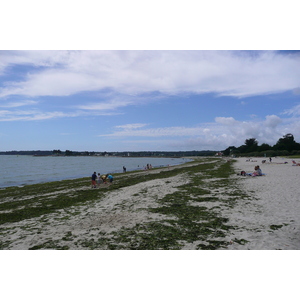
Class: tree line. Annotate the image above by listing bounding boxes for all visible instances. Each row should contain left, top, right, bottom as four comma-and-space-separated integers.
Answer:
52, 150, 219, 157
0, 150, 218, 157
223, 133, 300, 157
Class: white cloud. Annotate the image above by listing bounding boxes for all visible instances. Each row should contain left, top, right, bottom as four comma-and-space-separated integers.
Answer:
215, 117, 238, 126
100, 126, 203, 138
264, 115, 282, 127
101, 114, 299, 150
0, 100, 38, 108
0, 104, 130, 121
283, 104, 300, 116
1, 51, 300, 100
115, 123, 148, 130
0, 50, 70, 75
0, 109, 82, 122
76, 98, 134, 111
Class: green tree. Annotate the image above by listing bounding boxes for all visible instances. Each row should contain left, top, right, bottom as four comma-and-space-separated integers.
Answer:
223, 146, 237, 156
237, 144, 247, 153
274, 133, 300, 152
258, 143, 271, 152
244, 138, 258, 153
65, 150, 73, 156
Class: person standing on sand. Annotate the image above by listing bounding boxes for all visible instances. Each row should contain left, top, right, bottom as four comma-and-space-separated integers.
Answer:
97, 173, 102, 187
123, 166, 126, 173
91, 172, 97, 188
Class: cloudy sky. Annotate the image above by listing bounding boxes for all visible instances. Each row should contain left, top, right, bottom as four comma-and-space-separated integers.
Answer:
1, 1, 300, 152
1, 50, 300, 152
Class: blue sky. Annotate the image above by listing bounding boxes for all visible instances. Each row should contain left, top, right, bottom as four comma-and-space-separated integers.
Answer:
1, 50, 300, 151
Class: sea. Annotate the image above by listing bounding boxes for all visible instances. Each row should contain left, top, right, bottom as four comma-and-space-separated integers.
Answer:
0, 155, 191, 188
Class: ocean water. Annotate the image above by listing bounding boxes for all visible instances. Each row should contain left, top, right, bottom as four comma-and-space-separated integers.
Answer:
0, 155, 190, 188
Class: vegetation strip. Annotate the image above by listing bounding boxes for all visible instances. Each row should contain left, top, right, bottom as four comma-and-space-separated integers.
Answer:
0, 158, 249, 249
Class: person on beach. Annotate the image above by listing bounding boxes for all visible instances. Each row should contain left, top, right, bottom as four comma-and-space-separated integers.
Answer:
97, 173, 102, 187
123, 166, 126, 173
252, 165, 262, 176
100, 174, 107, 183
91, 172, 97, 188
107, 174, 114, 183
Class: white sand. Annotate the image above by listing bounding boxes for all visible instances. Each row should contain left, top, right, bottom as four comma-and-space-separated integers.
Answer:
225, 157, 300, 249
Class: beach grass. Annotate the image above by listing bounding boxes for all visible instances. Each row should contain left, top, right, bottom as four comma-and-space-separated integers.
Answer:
0, 157, 249, 250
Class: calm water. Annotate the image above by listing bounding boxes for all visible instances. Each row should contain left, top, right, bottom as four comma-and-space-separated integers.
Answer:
0, 155, 190, 188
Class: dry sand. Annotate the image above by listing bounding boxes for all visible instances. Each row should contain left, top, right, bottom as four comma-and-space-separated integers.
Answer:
225, 157, 300, 249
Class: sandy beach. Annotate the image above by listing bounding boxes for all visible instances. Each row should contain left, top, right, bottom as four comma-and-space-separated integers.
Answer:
0, 160, 205, 250
225, 157, 300, 250
1, 157, 299, 250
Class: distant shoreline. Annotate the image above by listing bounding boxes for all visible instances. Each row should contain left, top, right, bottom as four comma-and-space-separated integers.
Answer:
0, 150, 218, 157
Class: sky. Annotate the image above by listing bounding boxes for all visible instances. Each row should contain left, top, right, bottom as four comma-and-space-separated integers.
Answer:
1, 50, 300, 152
1, 1, 300, 152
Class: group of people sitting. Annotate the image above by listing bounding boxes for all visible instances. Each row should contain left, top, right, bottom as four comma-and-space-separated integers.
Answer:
240, 165, 263, 177
91, 172, 114, 188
